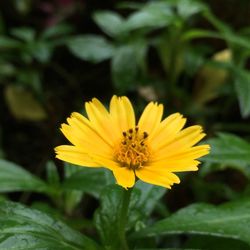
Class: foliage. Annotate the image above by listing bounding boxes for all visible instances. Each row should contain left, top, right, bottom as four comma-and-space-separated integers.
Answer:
0, 0, 250, 249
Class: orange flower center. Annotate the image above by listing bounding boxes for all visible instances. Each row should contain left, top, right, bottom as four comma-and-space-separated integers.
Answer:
115, 127, 150, 169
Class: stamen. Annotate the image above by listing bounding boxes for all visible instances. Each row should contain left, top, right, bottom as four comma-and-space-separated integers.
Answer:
115, 128, 150, 170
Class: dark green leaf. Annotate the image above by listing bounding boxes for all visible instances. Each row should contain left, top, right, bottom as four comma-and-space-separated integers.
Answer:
134, 199, 250, 246
126, 2, 173, 30
111, 41, 147, 92
63, 167, 112, 198
0, 201, 100, 250
181, 29, 220, 41
0, 159, 49, 193
93, 11, 125, 37
136, 249, 201, 250
67, 35, 114, 63
94, 183, 165, 248
63, 164, 84, 214
234, 69, 250, 118
32, 41, 52, 63
11, 27, 35, 42
204, 12, 250, 50
176, 0, 207, 19
17, 69, 43, 94
0, 36, 21, 49
46, 161, 60, 187
94, 185, 123, 248
202, 133, 250, 177
94, 185, 139, 249
41, 23, 74, 39
134, 181, 166, 216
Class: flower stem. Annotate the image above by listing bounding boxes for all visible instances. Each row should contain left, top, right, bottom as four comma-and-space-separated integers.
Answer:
118, 188, 132, 250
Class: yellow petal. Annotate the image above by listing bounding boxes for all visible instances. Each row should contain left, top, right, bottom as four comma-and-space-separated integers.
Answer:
153, 145, 210, 162
55, 145, 99, 167
112, 167, 135, 189
145, 160, 200, 172
71, 112, 113, 148
60, 123, 111, 159
149, 113, 186, 150
92, 154, 121, 171
110, 95, 135, 134
85, 98, 118, 144
138, 102, 163, 135
157, 125, 206, 155
136, 167, 180, 189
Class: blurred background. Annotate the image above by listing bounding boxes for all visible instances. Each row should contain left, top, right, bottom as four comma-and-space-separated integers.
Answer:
0, 0, 250, 221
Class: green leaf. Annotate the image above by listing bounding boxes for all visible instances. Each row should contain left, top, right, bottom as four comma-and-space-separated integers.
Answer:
134, 199, 250, 246
63, 167, 112, 198
202, 133, 250, 177
46, 161, 60, 187
111, 41, 147, 92
176, 0, 207, 19
93, 11, 125, 37
234, 69, 250, 118
181, 29, 220, 41
134, 181, 166, 216
0, 201, 100, 250
94, 185, 140, 249
136, 249, 201, 250
94, 183, 165, 248
204, 12, 250, 50
135, 249, 201, 250
31, 41, 52, 63
41, 23, 74, 39
0, 36, 22, 49
11, 27, 35, 42
126, 2, 173, 30
67, 35, 114, 63
0, 159, 49, 193
63, 164, 84, 214
94, 185, 123, 248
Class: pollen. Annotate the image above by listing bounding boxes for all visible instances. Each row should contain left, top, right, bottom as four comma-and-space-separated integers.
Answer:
115, 127, 150, 170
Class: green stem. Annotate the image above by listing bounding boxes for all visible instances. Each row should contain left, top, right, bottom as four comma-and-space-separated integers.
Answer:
118, 188, 132, 250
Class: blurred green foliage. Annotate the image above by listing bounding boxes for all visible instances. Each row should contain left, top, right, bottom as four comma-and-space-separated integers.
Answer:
0, 0, 250, 249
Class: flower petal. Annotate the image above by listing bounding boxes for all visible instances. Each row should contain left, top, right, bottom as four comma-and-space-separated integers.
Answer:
112, 167, 135, 189
92, 154, 121, 171
138, 102, 163, 135
149, 113, 186, 150
71, 112, 113, 147
157, 125, 206, 156
144, 159, 200, 172
85, 98, 118, 144
153, 144, 210, 162
64, 113, 113, 154
110, 95, 135, 134
55, 145, 99, 167
136, 167, 180, 189
60, 124, 111, 160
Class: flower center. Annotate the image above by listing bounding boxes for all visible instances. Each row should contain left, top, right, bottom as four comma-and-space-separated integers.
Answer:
115, 127, 150, 170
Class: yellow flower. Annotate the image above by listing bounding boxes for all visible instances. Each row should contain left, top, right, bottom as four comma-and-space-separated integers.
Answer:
55, 96, 210, 189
